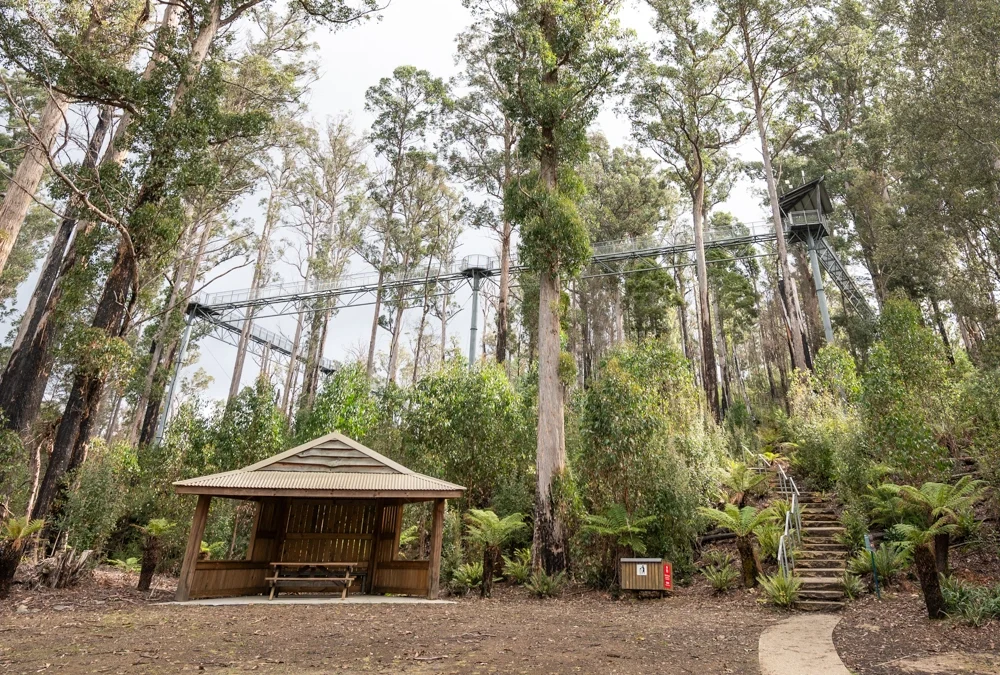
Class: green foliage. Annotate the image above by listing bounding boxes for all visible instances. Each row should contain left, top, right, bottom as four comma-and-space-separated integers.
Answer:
837, 509, 868, 553
200, 541, 227, 560
699, 550, 740, 593
755, 523, 782, 562
785, 357, 862, 491
860, 299, 958, 485
941, 576, 1000, 627
720, 461, 769, 506
758, 571, 802, 608
465, 509, 528, 549
525, 569, 567, 598
108, 557, 141, 574
0, 516, 45, 543
62, 440, 137, 553
959, 368, 1000, 495
450, 561, 484, 595
579, 339, 725, 576
847, 541, 911, 585
294, 363, 382, 443
213, 377, 288, 473
402, 363, 533, 510
841, 572, 866, 600
502, 548, 532, 585
698, 504, 776, 538
507, 170, 592, 277
139, 518, 175, 538
581, 505, 656, 556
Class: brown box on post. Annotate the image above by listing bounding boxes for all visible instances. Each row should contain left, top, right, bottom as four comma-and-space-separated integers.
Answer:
620, 558, 672, 592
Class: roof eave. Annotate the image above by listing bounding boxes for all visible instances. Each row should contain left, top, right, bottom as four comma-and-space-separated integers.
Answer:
173, 484, 465, 500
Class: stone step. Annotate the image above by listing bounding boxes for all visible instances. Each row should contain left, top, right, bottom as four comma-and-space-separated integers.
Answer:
797, 567, 845, 576
796, 559, 846, 569
801, 540, 844, 549
800, 576, 841, 586
800, 520, 842, 528
794, 600, 845, 612
798, 589, 845, 600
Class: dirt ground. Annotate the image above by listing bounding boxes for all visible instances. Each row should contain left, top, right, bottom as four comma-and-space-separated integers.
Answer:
0, 571, 778, 674
835, 539, 1000, 675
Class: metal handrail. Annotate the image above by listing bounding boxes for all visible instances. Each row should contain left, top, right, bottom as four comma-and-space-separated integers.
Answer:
775, 464, 802, 577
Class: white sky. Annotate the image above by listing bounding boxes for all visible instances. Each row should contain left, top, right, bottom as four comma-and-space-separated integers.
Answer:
144, 0, 768, 406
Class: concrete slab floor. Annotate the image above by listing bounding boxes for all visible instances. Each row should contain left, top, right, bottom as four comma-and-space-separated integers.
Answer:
759, 613, 851, 675
167, 594, 456, 606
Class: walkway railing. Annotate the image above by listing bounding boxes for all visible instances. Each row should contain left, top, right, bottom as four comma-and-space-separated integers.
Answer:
776, 464, 802, 577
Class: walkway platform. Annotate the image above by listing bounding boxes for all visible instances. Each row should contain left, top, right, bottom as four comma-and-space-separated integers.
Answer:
759, 614, 850, 675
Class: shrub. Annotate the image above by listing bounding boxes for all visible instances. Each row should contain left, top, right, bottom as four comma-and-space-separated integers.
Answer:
941, 576, 1000, 627
526, 569, 566, 598
465, 509, 528, 598
841, 573, 865, 600
837, 509, 868, 553
699, 551, 740, 593
758, 571, 801, 608
755, 523, 782, 562
502, 548, 532, 585
109, 557, 141, 573
847, 541, 910, 585
450, 562, 484, 596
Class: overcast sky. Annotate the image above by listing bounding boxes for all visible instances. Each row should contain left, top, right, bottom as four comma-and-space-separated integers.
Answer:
177, 0, 769, 406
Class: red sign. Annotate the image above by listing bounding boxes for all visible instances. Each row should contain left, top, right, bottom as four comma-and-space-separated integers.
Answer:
662, 562, 673, 590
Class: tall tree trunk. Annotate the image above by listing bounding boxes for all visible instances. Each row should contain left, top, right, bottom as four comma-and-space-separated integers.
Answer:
26, 0, 221, 531
496, 215, 512, 364
0, 93, 70, 278
366, 240, 390, 378
693, 176, 721, 421
230, 180, 283, 401
0, 106, 114, 432
741, 22, 806, 370
532, 94, 568, 574
281, 310, 305, 415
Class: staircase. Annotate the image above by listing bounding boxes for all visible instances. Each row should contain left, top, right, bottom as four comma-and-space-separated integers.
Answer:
793, 490, 848, 612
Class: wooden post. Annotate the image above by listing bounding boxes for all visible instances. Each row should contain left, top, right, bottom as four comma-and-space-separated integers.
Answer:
427, 498, 445, 599
175, 495, 211, 601
367, 499, 383, 594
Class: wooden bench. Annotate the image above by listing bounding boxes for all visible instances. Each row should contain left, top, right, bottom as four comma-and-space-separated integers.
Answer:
266, 562, 364, 600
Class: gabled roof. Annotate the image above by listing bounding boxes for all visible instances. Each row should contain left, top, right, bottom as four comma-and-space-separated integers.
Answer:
174, 432, 464, 499
778, 176, 834, 217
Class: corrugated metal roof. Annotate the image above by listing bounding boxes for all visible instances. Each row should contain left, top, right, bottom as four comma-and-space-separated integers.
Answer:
173, 432, 464, 497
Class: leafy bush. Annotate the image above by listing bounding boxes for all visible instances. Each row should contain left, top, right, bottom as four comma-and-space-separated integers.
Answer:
841, 572, 865, 600
758, 571, 801, 608
502, 548, 532, 585
837, 509, 868, 553
755, 523, 782, 562
941, 576, 1000, 627
109, 557, 141, 573
860, 299, 957, 486
450, 562, 484, 595
699, 551, 739, 593
847, 541, 911, 585
526, 569, 566, 598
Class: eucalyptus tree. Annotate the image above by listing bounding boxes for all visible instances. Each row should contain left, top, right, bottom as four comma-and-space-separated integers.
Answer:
25, 0, 380, 537
446, 26, 523, 364
629, 0, 748, 421
292, 117, 368, 413
0, 0, 151, 277
575, 135, 676, 382
362, 66, 447, 379
716, 0, 824, 370
477, 0, 634, 573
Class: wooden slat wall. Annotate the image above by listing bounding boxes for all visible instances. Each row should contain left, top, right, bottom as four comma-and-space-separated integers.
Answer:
190, 561, 270, 599
373, 560, 430, 595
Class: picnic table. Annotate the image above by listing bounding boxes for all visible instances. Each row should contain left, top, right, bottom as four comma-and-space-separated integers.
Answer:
266, 562, 361, 600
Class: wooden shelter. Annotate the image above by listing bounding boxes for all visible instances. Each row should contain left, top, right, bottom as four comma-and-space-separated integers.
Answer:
172, 432, 464, 601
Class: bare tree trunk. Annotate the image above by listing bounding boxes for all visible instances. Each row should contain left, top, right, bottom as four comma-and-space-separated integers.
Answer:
386, 297, 407, 385
230, 182, 283, 401
366, 240, 390, 378
281, 310, 305, 415
693, 176, 721, 421
741, 23, 806, 370
0, 93, 70, 278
